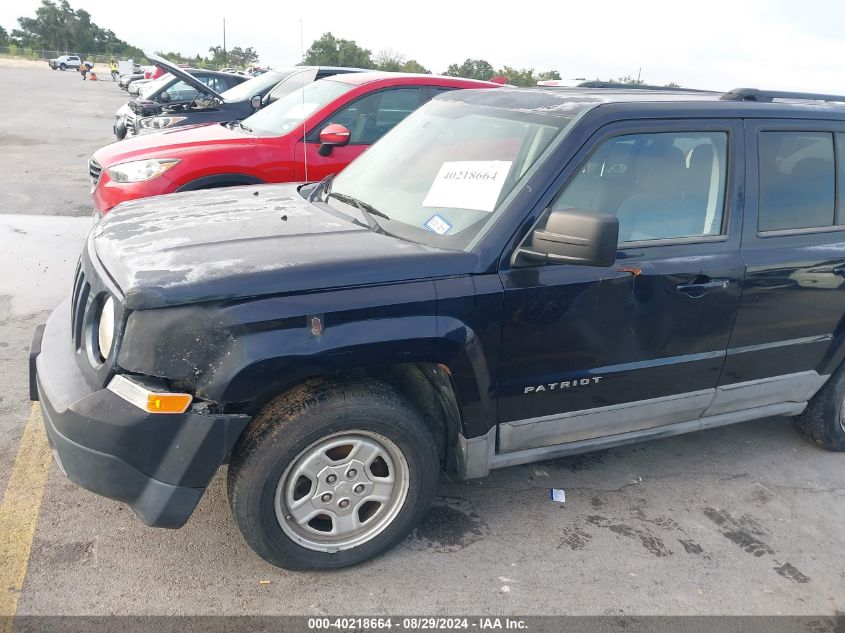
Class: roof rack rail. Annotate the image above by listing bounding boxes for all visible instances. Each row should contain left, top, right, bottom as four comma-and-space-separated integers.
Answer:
576, 81, 712, 93
721, 88, 845, 103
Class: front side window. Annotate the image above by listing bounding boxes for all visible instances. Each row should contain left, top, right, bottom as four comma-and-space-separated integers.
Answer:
313, 89, 421, 144
552, 131, 729, 243
758, 131, 835, 232
164, 80, 200, 102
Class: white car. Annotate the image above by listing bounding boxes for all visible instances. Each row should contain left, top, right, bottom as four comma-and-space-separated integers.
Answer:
48, 55, 82, 71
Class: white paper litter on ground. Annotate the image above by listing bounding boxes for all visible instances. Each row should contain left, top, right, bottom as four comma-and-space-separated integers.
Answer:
549, 488, 566, 503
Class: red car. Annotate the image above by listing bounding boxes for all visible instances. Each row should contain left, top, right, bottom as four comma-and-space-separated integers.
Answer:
90, 72, 500, 215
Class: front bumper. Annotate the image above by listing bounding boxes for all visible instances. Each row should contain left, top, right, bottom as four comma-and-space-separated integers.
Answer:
30, 298, 250, 528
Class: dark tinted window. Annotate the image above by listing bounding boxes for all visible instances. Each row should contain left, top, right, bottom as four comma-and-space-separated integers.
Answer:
758, 131, 835, 232
552, 131, 728, 242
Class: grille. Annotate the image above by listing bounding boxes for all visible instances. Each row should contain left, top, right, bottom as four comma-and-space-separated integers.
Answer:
88, 158, 102, 188
70, 260, 90, 350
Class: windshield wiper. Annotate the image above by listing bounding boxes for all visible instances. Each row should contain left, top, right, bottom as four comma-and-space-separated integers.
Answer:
308, 173, 335, 203
237, 120, 253, 133
327, 192, 390, 234
304, 174, 369, 229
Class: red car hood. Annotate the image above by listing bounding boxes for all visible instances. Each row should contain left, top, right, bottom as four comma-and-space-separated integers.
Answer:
94, 123, 256, 167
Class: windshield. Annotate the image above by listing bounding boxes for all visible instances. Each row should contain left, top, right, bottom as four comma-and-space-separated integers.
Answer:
220, 70, 291, 102
242, 79, 354, 136
326, 98, 580, 250
139, 73, 173, 99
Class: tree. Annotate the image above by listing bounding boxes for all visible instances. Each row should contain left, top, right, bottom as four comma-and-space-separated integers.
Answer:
373, 48, 405, 71
401, 59, 430, 74
664, 81, 682, 88
371, 49, 430, 73
616, 75, 644, 85
494, 66, 537, 87
0, 26, 8, 48
537, 70, 561, 81
209, 45, 259, 68
444, 58, 494, 81
11, 0, 132, 54
302, 32, 374, 68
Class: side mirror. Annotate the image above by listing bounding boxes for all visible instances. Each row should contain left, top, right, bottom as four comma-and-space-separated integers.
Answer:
514, 208, 619, 267
318, 123, 351, 157
249, 94, 262, 110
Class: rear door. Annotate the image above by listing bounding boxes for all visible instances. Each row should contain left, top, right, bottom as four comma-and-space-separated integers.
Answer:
496, 119, 746, 452
720, 120, 845, 402
294, 87, 422, 181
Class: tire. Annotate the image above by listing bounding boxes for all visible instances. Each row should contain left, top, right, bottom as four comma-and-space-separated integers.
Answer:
59, 63, 66, 70
794, 365, 845, 451
227, 379, 440, 570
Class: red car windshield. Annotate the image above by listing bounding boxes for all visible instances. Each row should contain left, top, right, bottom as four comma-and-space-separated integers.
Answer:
241, 79, 354, 136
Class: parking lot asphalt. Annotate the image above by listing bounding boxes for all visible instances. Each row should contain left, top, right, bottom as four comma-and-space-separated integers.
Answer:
1, 66, 844, 617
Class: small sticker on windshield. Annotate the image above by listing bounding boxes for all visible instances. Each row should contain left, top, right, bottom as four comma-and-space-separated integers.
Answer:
424, 215, 452, 235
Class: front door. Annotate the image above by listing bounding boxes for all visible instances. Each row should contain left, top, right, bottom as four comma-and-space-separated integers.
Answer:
294, 87, 423, 182
497, 120, 745, 452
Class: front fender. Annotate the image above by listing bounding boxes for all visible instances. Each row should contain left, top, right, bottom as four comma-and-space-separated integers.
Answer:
118, 277, 504, 440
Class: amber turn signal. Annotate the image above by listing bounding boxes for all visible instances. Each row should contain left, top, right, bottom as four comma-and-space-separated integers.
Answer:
107, 375, 193, 415
146, 393, 193, 414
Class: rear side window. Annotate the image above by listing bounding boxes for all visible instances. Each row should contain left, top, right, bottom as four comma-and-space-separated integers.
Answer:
552, 131, 729, 243
758, 131, 836, 232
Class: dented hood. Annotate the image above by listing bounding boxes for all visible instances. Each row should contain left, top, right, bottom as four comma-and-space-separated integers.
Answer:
92, 184, 476, 310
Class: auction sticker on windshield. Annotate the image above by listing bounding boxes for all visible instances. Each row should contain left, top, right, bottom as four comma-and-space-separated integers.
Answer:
422, 161, 512, 212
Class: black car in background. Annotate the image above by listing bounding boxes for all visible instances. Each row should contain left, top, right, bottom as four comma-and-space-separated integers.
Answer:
113, 60, 247, 139
135, 62, 368, 135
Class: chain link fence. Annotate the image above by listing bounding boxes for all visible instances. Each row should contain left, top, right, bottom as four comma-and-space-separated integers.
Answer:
0, 45, 223, 69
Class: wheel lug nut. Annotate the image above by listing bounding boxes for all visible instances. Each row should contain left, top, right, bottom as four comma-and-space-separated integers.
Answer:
326, 474, 338, 484
321, 493, 332, 502
346, 469, 357, 479
353, 484, 365, 494
338, 499, 350, 509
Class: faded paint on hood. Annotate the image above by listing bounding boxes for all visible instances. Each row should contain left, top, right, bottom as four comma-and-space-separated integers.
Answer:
92, 183, 477, 310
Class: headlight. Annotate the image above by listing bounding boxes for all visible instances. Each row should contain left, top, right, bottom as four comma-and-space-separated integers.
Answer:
140, 116, 186, 130
107, 158, 180, 183
97, 296, 116, 361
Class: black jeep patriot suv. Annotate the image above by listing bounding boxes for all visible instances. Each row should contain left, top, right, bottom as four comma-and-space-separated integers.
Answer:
30, 86, 845, 570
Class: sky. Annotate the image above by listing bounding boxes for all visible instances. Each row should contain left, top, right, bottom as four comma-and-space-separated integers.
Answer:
3, 0, 845, 93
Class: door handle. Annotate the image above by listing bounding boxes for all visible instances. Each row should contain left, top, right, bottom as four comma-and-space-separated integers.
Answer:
676, 278, 730, 297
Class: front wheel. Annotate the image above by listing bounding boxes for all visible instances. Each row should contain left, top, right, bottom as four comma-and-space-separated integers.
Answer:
59, 63, 66, 70
227, 380, 440, 570
794, 367, 845, 451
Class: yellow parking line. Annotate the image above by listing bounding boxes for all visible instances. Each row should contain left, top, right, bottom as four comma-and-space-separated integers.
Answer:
0, 403, 51, 621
